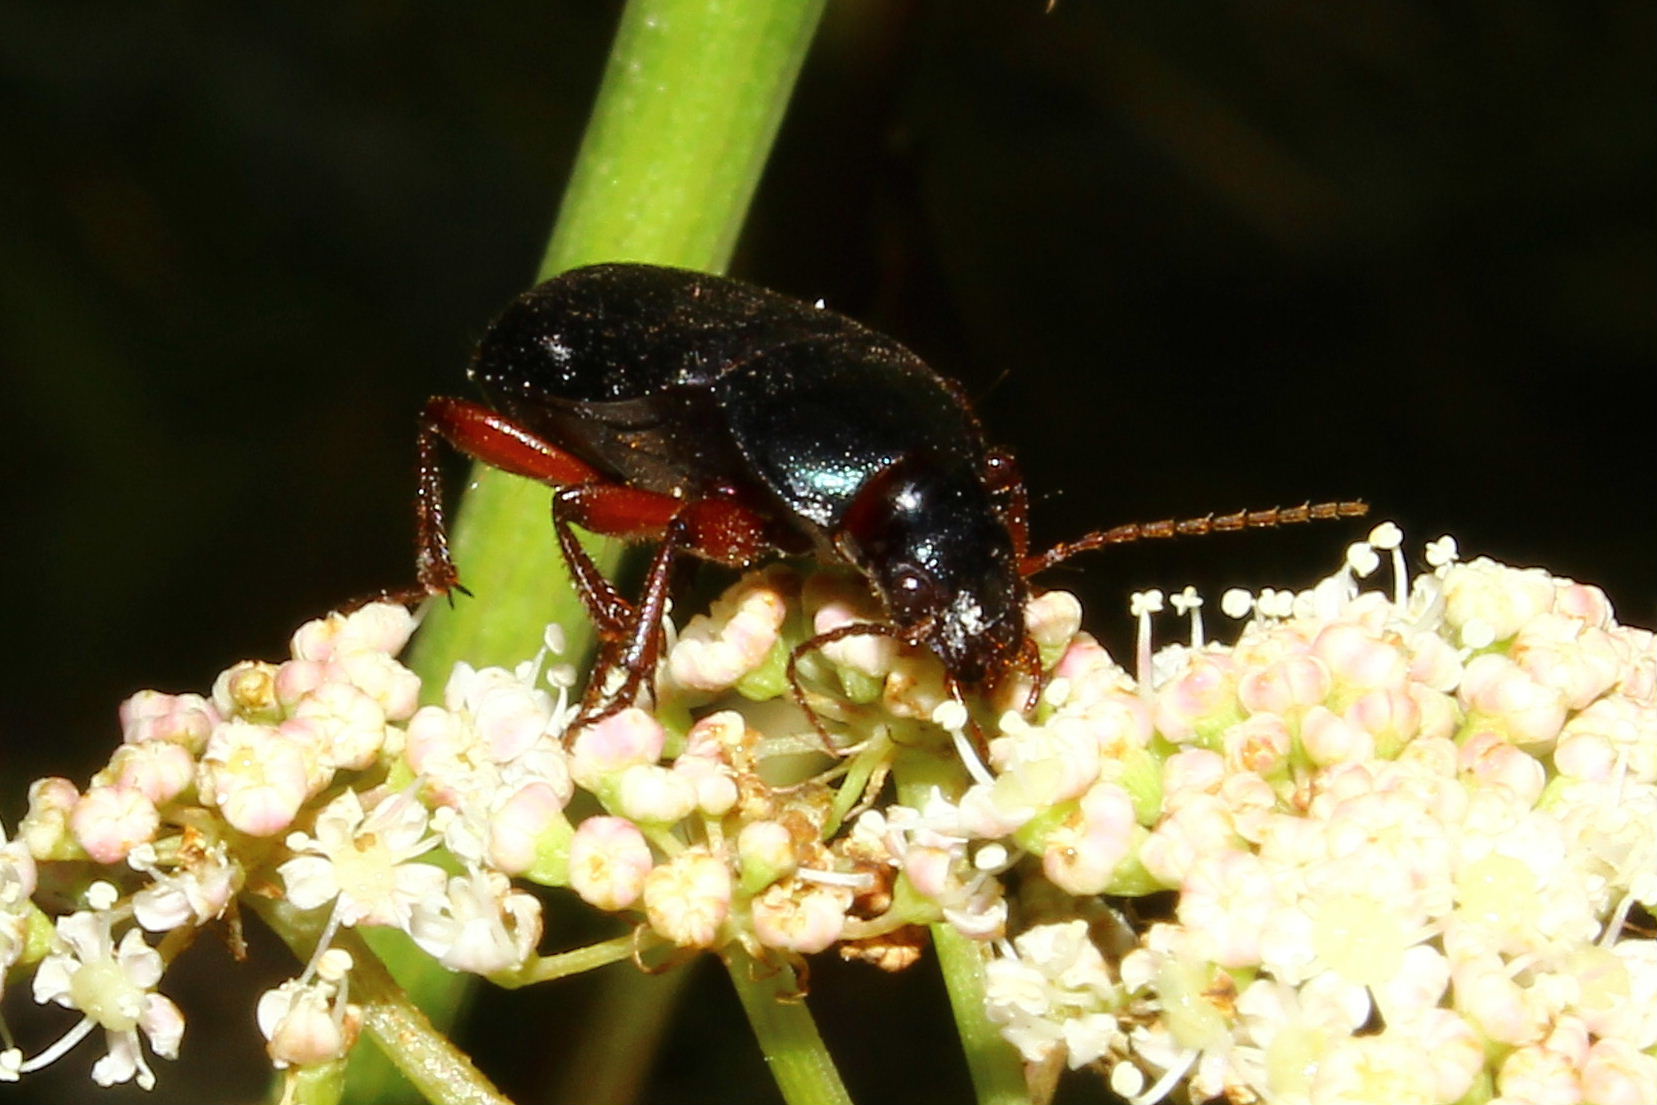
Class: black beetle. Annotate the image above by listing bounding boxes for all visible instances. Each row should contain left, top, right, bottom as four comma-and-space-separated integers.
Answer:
394, 262, 1363, 724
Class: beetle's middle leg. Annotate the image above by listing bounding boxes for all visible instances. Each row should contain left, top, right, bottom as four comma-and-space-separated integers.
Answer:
552, 486, 778, 726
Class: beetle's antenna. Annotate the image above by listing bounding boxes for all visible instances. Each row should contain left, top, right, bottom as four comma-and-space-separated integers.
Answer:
1011, 633, 1044, 715
787, 622, 906, 755
1022, 500, 1369, 576
977, 366, 1014, 402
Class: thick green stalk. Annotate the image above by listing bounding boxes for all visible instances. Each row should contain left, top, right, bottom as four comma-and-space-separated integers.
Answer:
406, 0, 828, 683
727, 953, 854, 1105
344, 3, 829, 1103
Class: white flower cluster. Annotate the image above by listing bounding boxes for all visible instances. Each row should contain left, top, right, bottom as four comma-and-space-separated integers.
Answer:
2, 528, 1652, 1104
968, 536, 1657, 1105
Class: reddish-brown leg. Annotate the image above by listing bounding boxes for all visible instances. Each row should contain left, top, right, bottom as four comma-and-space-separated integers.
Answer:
577, 512, 693, 723
548, 483, 783, 726
381, 396, 608, 605
551, 484, 676, 636
550, 484, 781, 631
786, 621, 907, 752
983, 448, 1031, 561
387, 393, 791, 728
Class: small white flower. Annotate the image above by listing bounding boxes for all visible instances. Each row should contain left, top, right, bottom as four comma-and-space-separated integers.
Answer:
130, 839, 237, 932
257, 974, 361, 1069
407, 867, 543, 975
278, 789, 445, 930
985, 920, 1123, 1068
30, 911, 183, 1089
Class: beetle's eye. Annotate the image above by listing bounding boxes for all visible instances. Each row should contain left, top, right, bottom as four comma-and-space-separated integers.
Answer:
889, 565, 937, 609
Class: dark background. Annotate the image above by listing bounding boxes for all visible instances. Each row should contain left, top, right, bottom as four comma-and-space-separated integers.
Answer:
3, 1, 1651, 1102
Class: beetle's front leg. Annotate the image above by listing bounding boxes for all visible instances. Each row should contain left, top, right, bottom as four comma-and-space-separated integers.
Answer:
984, 448, 1031, 561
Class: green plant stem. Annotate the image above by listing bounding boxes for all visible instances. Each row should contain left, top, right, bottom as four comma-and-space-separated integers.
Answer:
896, 751, 1032, 1105
406, 0, 828, 684
494, 934, 635, 986
727, 952, 854, 1105
352, 2, 829, 1103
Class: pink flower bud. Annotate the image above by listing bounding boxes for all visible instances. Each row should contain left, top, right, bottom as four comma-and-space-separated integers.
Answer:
674, 755, 739, 817
1460, 654, 1567, 749
1042, 781, 1135, 895
333, 650, 421, 721
1458, 732, 1545, 802
569, 708, 665, 789
201, 720, 313, 837
751, 880, 850, 955
1025, 590, 1083, 652
273, 659, 326, 709
1512, 614, 1622, 710
569, 816, 653, 911
258, 979, 360, 1068
643, 848, 731, 948
1442, 557, 1556, 643
1238, 655, 1331, 715
292, 681, 387, 772
20, 777, 79, 859
1300, 705, 1375, 766
1154, 655, 1239, 743
107, 740, 196, 806
118, 691, 217, 754
1052, 633, 1113, 685
683, 710, 745, 761
669, 571, 790, 691
1582, 1038, 1657, 1105
1553, 581, 1613, 627
1344, 687, 1421, 756
737, 821, 795, 892
1222, 714, 1291, 776
1313, 623, 1407, 692
487, 782, 568, 876
71, 785, 160, 864
616, 765, 697, 825
404, 705, 465, 780
213, 660, 280, 719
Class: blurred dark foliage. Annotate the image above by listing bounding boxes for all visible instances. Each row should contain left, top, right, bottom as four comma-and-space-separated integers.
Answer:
1, 1, 1650, 1102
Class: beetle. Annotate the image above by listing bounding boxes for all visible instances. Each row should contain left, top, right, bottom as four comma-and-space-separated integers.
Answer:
391, 262, 1364, 726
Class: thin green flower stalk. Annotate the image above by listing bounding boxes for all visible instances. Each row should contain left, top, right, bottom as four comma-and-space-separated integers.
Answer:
1, 523, 1654, 1104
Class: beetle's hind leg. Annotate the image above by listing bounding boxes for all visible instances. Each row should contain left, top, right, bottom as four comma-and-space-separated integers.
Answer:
371, 396, 608, 608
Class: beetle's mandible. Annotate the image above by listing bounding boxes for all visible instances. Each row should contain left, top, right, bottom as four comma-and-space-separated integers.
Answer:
391, 262, 1364, 728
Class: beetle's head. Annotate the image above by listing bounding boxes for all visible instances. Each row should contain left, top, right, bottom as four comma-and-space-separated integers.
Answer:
841, 453, 1027, 688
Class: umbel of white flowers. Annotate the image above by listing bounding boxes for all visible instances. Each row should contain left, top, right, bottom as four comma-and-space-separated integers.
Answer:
1, 523, 1653, 1105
